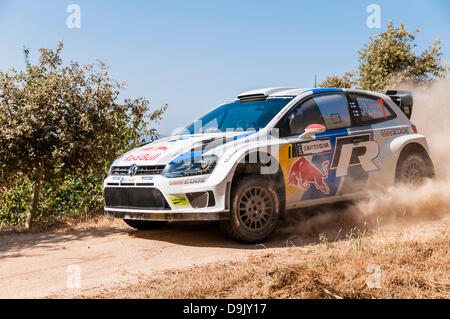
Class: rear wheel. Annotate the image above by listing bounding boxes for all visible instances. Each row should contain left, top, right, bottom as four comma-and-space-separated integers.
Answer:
123, 219, 168, 230
396, 152, 434, 184
219, 175, 280, 243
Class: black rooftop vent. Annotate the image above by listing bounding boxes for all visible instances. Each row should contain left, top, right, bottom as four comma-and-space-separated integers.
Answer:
237, 93, 267, 103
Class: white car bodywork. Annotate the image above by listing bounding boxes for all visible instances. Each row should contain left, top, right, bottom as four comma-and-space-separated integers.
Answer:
103, 87, 432, 221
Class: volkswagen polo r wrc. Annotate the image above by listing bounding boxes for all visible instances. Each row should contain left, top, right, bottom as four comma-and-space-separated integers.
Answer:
104, 87, 435, 243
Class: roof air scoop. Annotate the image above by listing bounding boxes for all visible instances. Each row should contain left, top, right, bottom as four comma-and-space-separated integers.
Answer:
237, 87, 296, 103
237, 93, 267, 103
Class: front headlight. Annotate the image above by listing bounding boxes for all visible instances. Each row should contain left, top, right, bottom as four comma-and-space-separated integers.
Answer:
162, 155, 217, 178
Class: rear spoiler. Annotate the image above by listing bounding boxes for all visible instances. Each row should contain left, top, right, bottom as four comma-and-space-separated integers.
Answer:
384, 90, 413, 119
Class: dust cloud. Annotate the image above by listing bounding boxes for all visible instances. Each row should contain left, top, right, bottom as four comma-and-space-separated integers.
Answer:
410, 76, 450, 177
279, 77, 450, 239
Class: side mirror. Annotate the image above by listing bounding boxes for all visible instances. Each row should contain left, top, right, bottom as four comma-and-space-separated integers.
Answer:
299, 124, 326, 140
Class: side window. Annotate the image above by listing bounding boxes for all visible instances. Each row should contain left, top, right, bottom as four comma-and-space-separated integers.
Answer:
314, 94, 351, 130
283, 97, 325, 137
277, 93, 351, 137
351, 95, 393, 123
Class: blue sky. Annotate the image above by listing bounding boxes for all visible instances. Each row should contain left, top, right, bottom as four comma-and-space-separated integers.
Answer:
0, 0, 448, 135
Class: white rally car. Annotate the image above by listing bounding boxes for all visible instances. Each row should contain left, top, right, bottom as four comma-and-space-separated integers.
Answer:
104, 87, 434, 243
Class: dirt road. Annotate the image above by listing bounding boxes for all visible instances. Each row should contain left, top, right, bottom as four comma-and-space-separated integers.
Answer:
1, 212, 447, 298
0, 220, 301, 298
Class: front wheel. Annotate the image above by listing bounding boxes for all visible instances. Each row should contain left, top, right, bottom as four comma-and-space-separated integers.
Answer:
219, 175, 281, 243
123, 219, 168, 230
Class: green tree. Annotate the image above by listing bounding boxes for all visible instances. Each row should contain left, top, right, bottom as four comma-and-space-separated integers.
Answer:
358, 21, 447, 91
319, 71, 357, 88
0, 42, 166, 229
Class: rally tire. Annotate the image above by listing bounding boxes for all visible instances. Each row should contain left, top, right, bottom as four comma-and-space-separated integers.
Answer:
123, 219, 168, 230
219, 175, 280, 243
396, 152, 434, 185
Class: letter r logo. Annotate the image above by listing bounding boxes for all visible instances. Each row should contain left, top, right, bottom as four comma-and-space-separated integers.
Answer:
331, 134, 379, 177
336, 141, 379, 177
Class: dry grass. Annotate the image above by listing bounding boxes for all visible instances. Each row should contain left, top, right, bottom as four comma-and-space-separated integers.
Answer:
92, 220, 449, 299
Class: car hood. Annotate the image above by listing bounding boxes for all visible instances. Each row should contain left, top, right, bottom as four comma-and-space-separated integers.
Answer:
112, 131, 258, 167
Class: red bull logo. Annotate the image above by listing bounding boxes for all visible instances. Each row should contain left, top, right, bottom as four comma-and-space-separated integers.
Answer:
124, 152, 161, 162
124, 145, 168, 162
287, 157, 330, 194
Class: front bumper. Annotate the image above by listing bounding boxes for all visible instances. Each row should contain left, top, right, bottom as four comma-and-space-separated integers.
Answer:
104, 209, 229, 221
103, 172, 231, 221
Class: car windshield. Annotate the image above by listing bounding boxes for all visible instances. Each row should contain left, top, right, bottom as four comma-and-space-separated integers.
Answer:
179, 97, 293, 134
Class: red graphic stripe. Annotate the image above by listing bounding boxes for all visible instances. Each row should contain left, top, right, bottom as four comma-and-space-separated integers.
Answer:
377, 99, 387, 119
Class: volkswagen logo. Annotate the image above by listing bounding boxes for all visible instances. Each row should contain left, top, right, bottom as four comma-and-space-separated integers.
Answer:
128, 164, 138, 176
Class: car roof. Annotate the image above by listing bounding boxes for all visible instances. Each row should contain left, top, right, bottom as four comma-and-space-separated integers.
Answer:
237, 87, 386, 99
237, 87, 310, 98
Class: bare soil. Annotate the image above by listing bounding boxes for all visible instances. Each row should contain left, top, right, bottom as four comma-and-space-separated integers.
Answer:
0, 210, 448, 298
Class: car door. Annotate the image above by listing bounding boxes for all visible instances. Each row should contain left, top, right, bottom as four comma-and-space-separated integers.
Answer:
344, 92, 402, 188
276, 93, 357, 207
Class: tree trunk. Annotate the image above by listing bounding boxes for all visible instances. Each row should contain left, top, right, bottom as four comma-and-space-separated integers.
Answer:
25, 161, 44, 230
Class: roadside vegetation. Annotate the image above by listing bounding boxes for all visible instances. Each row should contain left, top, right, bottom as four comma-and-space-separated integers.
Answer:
319, 21, 447, 89
0, 42, 166, 230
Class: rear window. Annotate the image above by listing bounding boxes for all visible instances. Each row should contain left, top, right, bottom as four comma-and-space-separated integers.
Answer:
349, 94, 395, 124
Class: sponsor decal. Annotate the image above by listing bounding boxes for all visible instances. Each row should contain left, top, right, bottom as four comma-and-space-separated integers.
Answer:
288, 138, 332, 158
184, 177, 206, 184
223, 145, 247, 163
169, 177, 206, 186
141, 176, 154, 181
380, 127, 409, 137
287, 157, 330, 194
124, 145, 168, 162
169, 196, 190, 206
349, 101, 361, 117
223, 150, 239, 163
124, 153, 162, 162
114, 176, 135, 183
331, 134, 379, 177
